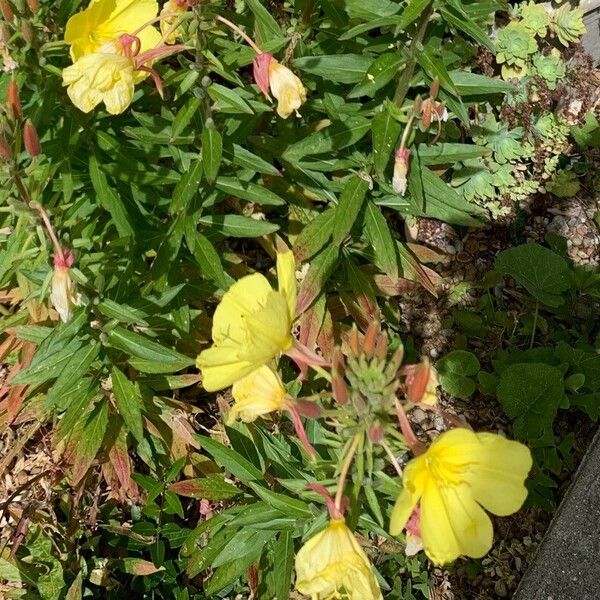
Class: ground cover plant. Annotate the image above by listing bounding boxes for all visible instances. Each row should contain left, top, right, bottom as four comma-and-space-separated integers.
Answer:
1, 0, 600, 598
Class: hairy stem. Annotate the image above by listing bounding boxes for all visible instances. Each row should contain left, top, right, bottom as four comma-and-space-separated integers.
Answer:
334, 434, 360, 511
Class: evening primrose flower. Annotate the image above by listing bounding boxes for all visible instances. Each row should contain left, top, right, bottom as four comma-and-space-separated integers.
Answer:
253, 53, 307, 119
197, 251, 297, 392
50, 250, 80, 322
64, 0, 161, 60
390, 428, 532, 566
392, 147, 410, 196
295, 519, 383, 600
229, 365, 288, 423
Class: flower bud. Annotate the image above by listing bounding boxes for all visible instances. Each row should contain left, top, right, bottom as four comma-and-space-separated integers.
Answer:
20, 20, 33, 44
404, 359, 439, 406
367, 421, 384, 443
0, 22, 10, 43
0, 135, 12, 160
26, 0, 37, 12
392, 147, 410, 196
0, 0, 13, 22
23, 119, 41, 156
7, 79, 22, 120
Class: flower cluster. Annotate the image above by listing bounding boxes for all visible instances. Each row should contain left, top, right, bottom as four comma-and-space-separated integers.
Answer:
62, 0, 188, 114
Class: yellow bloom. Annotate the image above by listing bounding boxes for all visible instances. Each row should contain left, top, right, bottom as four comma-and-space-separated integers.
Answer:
64, 0, 161, 61
390, 428, 532, 566
269, 61, 307, 119
160, 0, 186, 44
197, 251, 297, 392
295, 519, 382, 600
62, 52, 136, 115
229, 365, 288, 423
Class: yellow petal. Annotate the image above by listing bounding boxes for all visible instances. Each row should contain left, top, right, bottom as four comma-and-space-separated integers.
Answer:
276, 250, 297, 320
211, 273, 272, 345
268, 61, 307, 119
466, 432, 532, 516
229, 365, 287, 422
390, 458, 426, 535
196, 346, 260, 392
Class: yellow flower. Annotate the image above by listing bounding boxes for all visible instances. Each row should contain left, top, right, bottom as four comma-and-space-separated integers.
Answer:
62, 52, 136, 115
269, 61, 307, 119
390, 428, 532, 566
160, 0, 187, 44
229, 365, 288, 423
197, 251, 297, 392
64, 0, 161, 61
295, 519, 382, 600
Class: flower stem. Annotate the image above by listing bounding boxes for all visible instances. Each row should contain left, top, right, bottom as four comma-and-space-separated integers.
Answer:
215, 15, 262, 55
380, 439, 403, 478
334, 434, 360, 511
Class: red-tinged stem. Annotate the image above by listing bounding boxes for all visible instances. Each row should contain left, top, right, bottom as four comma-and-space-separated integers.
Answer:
307, 483, 343, 520
215, 14, 262, 55
138, 65, 164, 98
31, 202, 64, 262
286, 404, 317, 460
334, 434, 360, 511
394, 398, 425, 455
380, 439, 403, 478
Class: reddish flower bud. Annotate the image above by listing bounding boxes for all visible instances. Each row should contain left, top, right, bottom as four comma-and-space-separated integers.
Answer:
23, 119, 41, 157
21, 20, 33, 44
367, 422, 384, 443
404, 359, 439, 406
362, 320, 380, 357
0, 135, 12, 160
253, 52, 274, 100
0, 22, 9, 43
7, 79, 22, 120
0, 0, 13, 22
26, 0, 38, 12
392, 147, 410, 196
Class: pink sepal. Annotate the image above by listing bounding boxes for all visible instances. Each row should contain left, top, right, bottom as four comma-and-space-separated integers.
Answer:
306, 483, 344, 520
285, 340, 330, 371
54, 248, 74, 269
253, 53, 273, 100
286, 404, 317, 460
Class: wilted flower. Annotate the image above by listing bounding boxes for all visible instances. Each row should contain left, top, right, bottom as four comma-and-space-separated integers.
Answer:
64, 0, 161, 60
392, 147, 410, 196
404, 359, 439, 406
253, 53, 307, 119
295, 519, 383, 600
390, 428, 532, 565
197, 251, 297, 391
229, 365, 288, 423
160, 0, 187, 44
50, 250, 80, 322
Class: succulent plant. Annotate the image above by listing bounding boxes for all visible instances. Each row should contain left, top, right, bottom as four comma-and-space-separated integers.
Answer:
496, 22, 538, 68
551, 5, 586, 47
520, 1, 550, 37
532, 51, 565, 90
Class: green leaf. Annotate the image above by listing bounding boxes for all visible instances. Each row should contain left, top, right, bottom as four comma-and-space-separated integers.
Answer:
440, 1, 496, 52
372, 101, 402, 177
171, 158, 203, 214
245, 0, 282, 44
272, 531, 294, 600
332, 175, 369, 245
228, 144, 280, 175
448, 71, 514, 95
111, 367, 144, 443
12, 339, 82, 386
171, 97, 202, 140
169, 476, 242, 500
198, 214, 279, 237
202, 128, 223, 184
65, 572, 83, 600
296, 245, 340, 314
417, 143, 491, 165
107, 326, 195, 372
96, 298, 149, 326
339, 16, 403, 40
398, 0, 432, 28
195, 434, 265, 483
88, 153, 133, 237
208, 83, 254, 114
363, 201, 399, 279
215, 177, 285, 206
497, 363, 565, 439
293, 54, 373, 84
417, 47, 459, 97
293, 207, 335, 262
72, 400, 109, 485
495, 243, 570, 307
248, 482, 313, 518
348, 54, 403, 98
437, 350, 480, 399
283, 117, 371, 161
185, 222, 233, 289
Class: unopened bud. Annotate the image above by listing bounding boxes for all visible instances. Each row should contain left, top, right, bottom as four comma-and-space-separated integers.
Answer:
23, 119, 41, 157
0, 0, 13, 22
362, 321, 380, 357
26, 0, 38, 12
7, 79, 22, 120
404, 359, 439, 406
429, 78, 440, 99
21, 20, 33, 44
0, 135, 12, 160
0, 22, 9, 43
367, 422, 384, 443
